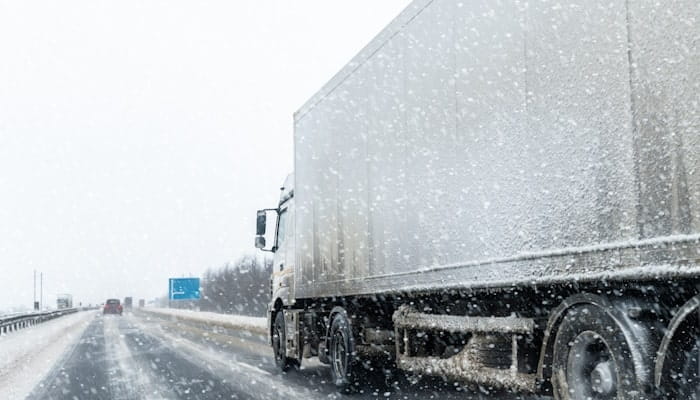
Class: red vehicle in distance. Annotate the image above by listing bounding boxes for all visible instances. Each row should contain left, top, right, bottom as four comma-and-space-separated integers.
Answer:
103, 299, 123, 315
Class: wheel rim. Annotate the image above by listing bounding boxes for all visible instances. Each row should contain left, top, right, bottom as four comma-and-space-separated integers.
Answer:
566, 331, 618, 399
273, 323, 284, 364
332, 330, 347, 380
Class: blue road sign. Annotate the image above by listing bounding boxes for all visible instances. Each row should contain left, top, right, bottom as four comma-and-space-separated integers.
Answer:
169, 278, 200, 301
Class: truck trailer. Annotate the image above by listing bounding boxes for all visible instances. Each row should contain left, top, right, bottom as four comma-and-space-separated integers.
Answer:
255, 0, 699, 398
123, 297, 133, 310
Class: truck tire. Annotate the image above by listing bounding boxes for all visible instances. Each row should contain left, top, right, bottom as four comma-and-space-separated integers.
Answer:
272, 312, 299, 371
551, 304, 645, 400
669, 335, 700, 399
329, 312, 361, 392
680, 338, 700, 399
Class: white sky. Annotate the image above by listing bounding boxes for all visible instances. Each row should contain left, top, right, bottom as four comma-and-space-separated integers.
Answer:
0, 0, 411, 311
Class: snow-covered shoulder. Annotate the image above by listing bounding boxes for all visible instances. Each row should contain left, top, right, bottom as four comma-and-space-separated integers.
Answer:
139, 308, 266, 335
0, 310, 94, 400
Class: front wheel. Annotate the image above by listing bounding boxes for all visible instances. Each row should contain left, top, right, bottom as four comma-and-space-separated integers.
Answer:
551, 304, 645, 400
272, 311, 299, 371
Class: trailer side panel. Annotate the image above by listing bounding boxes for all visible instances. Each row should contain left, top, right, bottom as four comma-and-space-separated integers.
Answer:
293, 0, 700, 299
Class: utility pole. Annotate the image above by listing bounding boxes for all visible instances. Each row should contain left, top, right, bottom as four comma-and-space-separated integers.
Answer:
40, 272, 43, 310
33, 270, 37, 310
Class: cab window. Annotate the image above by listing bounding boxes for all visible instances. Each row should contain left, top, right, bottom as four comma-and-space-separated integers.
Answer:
275, 209, 287, 250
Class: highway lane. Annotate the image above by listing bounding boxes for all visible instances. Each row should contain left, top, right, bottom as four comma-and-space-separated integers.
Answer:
29, 312, 543, 400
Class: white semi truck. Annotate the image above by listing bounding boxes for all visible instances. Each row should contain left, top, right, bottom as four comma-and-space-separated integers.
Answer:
255, 1, 699, 398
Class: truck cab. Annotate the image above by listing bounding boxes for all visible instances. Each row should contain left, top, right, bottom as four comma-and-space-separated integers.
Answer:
255, 174, 295, 343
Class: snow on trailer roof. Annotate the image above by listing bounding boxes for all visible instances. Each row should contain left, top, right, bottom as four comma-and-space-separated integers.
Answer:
294, 0, 432, 121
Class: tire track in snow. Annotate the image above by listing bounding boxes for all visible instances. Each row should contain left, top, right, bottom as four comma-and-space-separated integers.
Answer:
0, 311, 93, 400
131, 314, 325, 400
102, 315, 174, 399
121, 313, 248, 399
29, 314, 111, 400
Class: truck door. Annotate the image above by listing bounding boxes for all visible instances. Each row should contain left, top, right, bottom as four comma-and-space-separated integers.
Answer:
284, 203, 294, 296
274, 208, 288, 273
272, 205, 294, 303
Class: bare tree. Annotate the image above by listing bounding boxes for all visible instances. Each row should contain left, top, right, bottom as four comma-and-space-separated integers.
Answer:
200, 255, 272, 316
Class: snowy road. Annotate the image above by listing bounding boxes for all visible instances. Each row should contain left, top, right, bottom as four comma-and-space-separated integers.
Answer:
24, 312, 544, 400
0, 311, 93, 399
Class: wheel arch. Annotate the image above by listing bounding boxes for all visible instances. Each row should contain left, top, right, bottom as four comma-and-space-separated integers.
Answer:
537, 292, 651, 386
654, 294, 700, 388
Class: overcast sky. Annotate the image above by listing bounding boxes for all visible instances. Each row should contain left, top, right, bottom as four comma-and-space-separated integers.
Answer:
0, 0, 411, 311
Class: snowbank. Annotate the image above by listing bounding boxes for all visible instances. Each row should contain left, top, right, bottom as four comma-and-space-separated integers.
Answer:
0, 310, 94, 399
139, 308, 266, 335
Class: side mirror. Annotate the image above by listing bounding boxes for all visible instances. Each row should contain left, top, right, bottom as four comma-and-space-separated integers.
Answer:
255, 235, 266, 249
256, 210, 267, 235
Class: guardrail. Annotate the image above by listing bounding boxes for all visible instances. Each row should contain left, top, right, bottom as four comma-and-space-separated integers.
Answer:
0, 308, 79, 335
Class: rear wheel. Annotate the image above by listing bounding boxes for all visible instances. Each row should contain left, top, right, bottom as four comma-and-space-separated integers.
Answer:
329, 312, 362, 392
679, 337, 700, 399
552, 304, 644, 400
272, 311, 299, 371
666, 332, 700, 399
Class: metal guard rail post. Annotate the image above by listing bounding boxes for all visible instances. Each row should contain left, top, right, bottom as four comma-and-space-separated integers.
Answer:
0, 308, 79, 335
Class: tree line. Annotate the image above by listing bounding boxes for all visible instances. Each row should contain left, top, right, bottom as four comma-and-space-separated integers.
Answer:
199, 255, 273, 317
